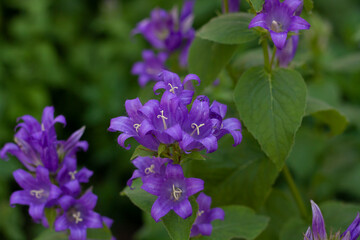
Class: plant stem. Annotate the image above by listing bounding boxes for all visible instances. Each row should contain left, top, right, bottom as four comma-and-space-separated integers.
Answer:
261, 39, 270, 72
223, 0, 229, 13
283, 165, 308, 219
269, 47, 277, 73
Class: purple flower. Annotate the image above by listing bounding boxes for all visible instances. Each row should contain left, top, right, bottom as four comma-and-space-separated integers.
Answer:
132, 1, 195, 67
141, 163, 204, 222
209, 101, 242, 146
10, 166, 62, 222
138, 91, 187, 145
190, 193, 225, 237
248, 0, 310, 49
54, 191, 103, 240
180, 96, 218, 153
127, 156, 170, 188
132, 50, 167, 87
305, 200, 360, 240
108, 98, 160, 151
223, 0, 240, 13
276, 34, 299, 67
153, 70, 200, 105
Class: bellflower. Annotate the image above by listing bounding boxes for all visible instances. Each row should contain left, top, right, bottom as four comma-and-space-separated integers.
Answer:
132, 1, 195, 67
131, 50, 167, 87
54, 191, 103, 240
127, 156, 170, 188
138, 91, 187, 145
276, 34, 299, 67
153, 70, 200, 105
305, 200, 360, 240
108, 98, 160, 151
10, 166, 62, 222
248, 0, 310, 49
209, 101, 242, 146
180, 96, 218, 153
190, 193, 225, 237
142, 163, 204, 222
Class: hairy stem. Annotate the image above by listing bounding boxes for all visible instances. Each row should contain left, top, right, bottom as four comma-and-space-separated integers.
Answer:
269, 47, 277, 73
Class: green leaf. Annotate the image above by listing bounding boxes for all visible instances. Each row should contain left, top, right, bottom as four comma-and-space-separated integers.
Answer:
197, 13, 257, 45
181, 151, 206, 164
157, 143, 167, 157
305, 96, 348, 135
45, 208, 57, 229
183, 132, 279, 210
131, 145, 156, 160
123, 179, 198, 240
304, 0, 314, 13
279, 217, 308, 240
34, 229, 68, 240
135, 213, 169, 240
234, 67, 307, 170
188, 37, 237, 88
87, 224, 113, 240
198, 205, 269, 240
247, 0, 264, 12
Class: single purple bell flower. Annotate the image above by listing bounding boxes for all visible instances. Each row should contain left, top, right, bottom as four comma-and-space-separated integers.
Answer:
142, 163, 204, 222
153, 70, 200, 105
138, 91, 187, 145
10, 166, 62, 222
108, 98, 160, 151
190, 193, 225, 237
132, 50, 167, 87
209, 101, 242, 146
127, 156, 170, 188
54, 191, 103, 240
276, 34, 299, 67
248, 0, 310, 49
180, 96, 218, 153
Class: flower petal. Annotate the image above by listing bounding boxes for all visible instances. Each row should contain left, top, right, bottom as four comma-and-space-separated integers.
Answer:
197, 223, 213, 236
58, 195, 75, 211
304, 227, 313, 240
13, 169, 37, 190
54, 214, 69, 231
283, 0, 302, 13
86, 211, 103, 228
117, 133, 133, 150
210, 207, 225, 221
248, 13, 267, 29
270, 31, 288, 49
79, 191, 98, 210
288, 16, 311, 32
196, 192, 211, 210
29, 203, 45, 221
69, 226, 87, 240
142, 175, 164, 196
10, 190, 33, 206
166, 163, 184, 179
311, 200, 327, 240
341, 213, 360, 239
183, 74, 200, 87
199, 135, 218, 153
151, 197, 173, 222
173, 199, 193, 219
153, 81, 167, 95
127, 170, 143, 188
186, 178, 204, 196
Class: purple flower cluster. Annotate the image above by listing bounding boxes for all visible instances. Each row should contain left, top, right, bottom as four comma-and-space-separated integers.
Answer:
0, 107, 113, 240
305, 200, 360, 240
109, 70, 242, 155
249, 0, 310, 50
132, 1, 195, 86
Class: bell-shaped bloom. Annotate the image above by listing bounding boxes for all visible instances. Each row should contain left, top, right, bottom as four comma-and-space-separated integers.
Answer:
138, 91, 187, 145
132, 50, 167, 87
108, 98, 160, 151
142, 163, 204, 222
248, 0, 310, 49
132, 1, 195, 67
58, 126, 89, 162
54, 191, 103, 240
180, 96, 218, 153
0, 106, 66, 172
276, 34, 299, 67
153, 70, 200, 105
127, 156, 170, 188
305, 200, 360, 240
10, 166, 62, 222
209, 101, 242, 146
190, 193, 225, 237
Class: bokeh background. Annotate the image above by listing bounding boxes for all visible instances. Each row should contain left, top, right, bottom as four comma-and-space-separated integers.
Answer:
0, 0, 359, 239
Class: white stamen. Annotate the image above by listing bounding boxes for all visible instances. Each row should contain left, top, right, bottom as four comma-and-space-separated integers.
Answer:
172, 184, 182, 201
168, 83, 178, 94
133, 123, 141, 132
69, 171, 78, 180
30, 189, 44, 199
191, 123, 205, 136
41, 123, 45, 131
197, 210, 205, 217
72, 211, 83, 224
144, 164, 155, 174
157, 110, 168, 130
271, 20, 283, 33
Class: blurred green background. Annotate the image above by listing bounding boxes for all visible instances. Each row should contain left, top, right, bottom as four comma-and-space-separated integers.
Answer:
0, 0, 360, 239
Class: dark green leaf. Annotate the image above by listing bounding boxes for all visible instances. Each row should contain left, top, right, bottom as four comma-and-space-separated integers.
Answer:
246, 0, 264, 12
134, 213, 169, 240
234, 67, 307, 170
188, 37, 237, 89
131, 145, 156, 161
87, 224, 113, 240
34, 229, 68, 240
181, 151, 206, 164
157, 144, 167, 157
279, 217, 308, 240
198, 205, 269, 240
197, 13, 257, 45
123, 179, 198, 240
305, 96, 348, 136
304, 0, 314, 13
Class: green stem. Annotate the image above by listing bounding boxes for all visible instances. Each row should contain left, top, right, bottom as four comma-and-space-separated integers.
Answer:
261, 39, 270, 72
223, 0, 229, 13
269, 47, 277, 73
283, 165, 308, 219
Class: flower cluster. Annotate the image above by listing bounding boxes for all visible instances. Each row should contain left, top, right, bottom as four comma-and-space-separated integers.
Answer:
0, 107, 113, 240
131, 1, 195, 86
305, 200, 360, 240
108, 70, 242, 155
